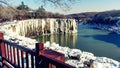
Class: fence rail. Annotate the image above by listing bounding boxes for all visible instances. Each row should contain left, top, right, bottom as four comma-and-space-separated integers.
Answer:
0, 33, 75, 68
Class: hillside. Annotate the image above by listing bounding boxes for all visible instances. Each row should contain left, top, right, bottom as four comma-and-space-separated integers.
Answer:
90, 10, 120, 25
68, 10, 120, 24
68, 12, 97, 18
68, 10, 120, 19
67, 12, 98, 21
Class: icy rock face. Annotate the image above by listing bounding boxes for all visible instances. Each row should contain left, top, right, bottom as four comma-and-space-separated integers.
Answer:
1, 18, 77, 36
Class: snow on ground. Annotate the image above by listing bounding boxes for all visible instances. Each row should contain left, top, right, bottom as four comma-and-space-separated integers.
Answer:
0, 22, 120, 68
44, 42, 120, 68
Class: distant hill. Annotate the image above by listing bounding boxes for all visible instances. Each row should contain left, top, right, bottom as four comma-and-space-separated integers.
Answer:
94, 10, 120, 18
67, 12, 98, 21
91, 10, 120, 25
68, 10, 120, 24
66, 12, 98, 22
68, 12, 97, 18
68, 10, 120, 19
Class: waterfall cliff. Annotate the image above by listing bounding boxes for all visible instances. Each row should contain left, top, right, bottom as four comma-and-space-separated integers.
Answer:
0, 18, 77, 36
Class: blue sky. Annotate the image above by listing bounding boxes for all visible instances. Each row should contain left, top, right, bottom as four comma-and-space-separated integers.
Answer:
9, 0, 120, 14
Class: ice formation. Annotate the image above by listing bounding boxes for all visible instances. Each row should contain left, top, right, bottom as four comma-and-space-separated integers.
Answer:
0, 18, 77, 37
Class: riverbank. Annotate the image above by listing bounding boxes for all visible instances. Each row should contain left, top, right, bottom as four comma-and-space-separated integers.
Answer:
0, 21, 120, 68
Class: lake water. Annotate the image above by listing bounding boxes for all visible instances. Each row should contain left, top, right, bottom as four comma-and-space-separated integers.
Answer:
36, 24, 120, 61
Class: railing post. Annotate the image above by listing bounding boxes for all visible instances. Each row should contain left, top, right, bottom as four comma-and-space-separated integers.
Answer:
35, 42, 44, 68
0, 33, 3, 67
0, 33, 5, 57
0, 32, 3, 39
0, 32, 5, 67
0, 33, 4, 57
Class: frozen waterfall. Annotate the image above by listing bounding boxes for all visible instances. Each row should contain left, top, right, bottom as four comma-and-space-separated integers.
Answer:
1, 18, 77, 36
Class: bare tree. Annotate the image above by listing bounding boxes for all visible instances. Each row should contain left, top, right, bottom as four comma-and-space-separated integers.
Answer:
0, 0, 77, 10
39, 0, 77, 11
0, 0, 77, 20
0, 0, 8, 5
0, 6, 18, 20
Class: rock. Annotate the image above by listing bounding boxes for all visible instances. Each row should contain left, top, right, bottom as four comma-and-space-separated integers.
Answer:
44, 41, 51, 48
80, 52, 96, 62
68, 49, 82, 60
65, 60, 84, 68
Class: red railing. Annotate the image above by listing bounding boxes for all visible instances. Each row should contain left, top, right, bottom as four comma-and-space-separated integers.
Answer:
0, 33, 75, 68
